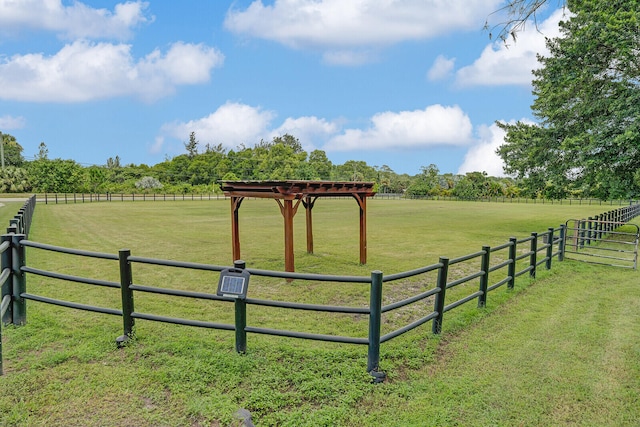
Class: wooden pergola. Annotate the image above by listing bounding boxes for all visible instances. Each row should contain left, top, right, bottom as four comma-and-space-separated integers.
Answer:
220, 180, 376, 272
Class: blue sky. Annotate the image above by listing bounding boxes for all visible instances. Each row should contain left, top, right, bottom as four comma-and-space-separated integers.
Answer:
0, 0, 564, 176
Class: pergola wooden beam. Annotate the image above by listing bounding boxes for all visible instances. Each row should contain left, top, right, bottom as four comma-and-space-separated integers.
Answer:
230, 196, 244, 262
275, 198, 303, 272
220, 180, 376, 272
302, 195, 317, 254
354, 193, 367, 265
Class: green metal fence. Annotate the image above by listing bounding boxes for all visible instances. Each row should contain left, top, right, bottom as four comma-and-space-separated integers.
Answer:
0, 196, 36, 375
1, 197, 638, 380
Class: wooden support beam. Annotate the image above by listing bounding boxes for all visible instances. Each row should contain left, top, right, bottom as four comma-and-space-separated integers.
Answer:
230, 196, 244, 262
284, 200, 295, 272
276, 198, 302, 272
303, 196, 317, 254
354, 194, 367, 264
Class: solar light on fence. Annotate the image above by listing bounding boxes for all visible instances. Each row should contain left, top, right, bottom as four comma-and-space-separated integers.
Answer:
217, 267, 250, 299
218, 262, 250, 353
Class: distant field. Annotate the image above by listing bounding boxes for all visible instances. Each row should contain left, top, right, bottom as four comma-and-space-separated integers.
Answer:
0, 199, 637, 426
23, 198, 612, 271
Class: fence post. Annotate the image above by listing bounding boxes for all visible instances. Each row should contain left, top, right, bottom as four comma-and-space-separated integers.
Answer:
116, 249, 135, 346
1, 234, 12, 327
15, 211, 23, 232
367, 270, 384, 381
508, 237, 517, 289
9, 218, 19, 235
0, 234, 13, 323
234, 260, 247, 354
478, 246, 490, 308
558, 225, 566, 262
432, 257, 449, 334
546, 227, 554, 270
11, 234, 26, 325
530, 232, 538, 279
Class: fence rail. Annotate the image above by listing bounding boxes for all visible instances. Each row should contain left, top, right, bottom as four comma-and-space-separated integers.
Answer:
1, 196, 639, 380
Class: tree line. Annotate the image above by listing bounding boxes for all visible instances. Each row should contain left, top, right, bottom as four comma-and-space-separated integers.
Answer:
0, 131, 512, 198
0, 130, 631, 200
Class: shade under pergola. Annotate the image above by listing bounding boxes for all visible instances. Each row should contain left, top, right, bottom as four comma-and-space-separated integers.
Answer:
220, 180, 377, 272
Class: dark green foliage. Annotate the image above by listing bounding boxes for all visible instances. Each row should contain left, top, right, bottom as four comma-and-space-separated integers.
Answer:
499, 0, 640, 200
406, 164, 440, 196
0, 132, 25, 167
27, 157, 84, 193
0, 167, 30, 192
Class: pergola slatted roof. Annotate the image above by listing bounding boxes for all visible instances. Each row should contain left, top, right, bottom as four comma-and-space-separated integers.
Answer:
220, 180, 376, 198
220, 180, 376, 272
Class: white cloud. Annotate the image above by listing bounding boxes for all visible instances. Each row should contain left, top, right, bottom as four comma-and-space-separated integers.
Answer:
225, 0, 502, 64
161, 103, 345, 155
427, 55, 455, 81
455, 8, 564, 87
145, 42, 220, 85
457, 123, 507, 176
272, 116, 340, 151
0, 40, 224, 102
148, 136, 164, 155
160, 103, 477, 159
0, 115, 27, 130
161, 102, 277, 150
0, 0, 152, 40
324, 105, 473, 152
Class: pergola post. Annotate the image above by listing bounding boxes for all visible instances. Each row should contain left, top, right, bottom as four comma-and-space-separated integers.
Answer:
303, 195, 317, 254
231, 196, 244, 262
276, 198, 301, 272
354, 194, 367, 265
283, 199, 295, 273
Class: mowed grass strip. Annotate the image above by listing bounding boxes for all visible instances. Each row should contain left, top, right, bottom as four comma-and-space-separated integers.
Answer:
0, 200, 637, 426
350, 260, 640, 427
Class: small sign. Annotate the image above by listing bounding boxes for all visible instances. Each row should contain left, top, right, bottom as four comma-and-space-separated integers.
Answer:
217, 268, 250, 299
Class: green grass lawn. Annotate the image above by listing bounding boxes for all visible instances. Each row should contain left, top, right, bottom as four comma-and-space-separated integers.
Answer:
0, 201, 26, 229
0, 199, 638, 426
